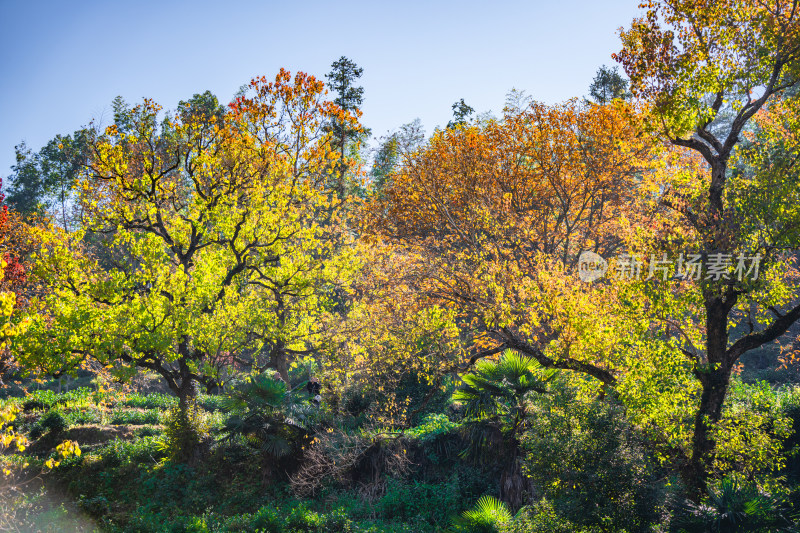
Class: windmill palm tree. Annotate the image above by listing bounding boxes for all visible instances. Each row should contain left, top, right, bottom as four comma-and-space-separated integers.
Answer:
220, 373, 319, 459
453, 349, 556, 510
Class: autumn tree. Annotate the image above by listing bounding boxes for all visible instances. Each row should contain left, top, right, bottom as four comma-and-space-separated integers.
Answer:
615, 0, 800, 497
0, 176, 31, 384
354, 99, 655, 400
18, 70, 360, 434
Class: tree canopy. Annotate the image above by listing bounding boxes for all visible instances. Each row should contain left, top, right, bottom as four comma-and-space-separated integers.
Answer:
18, 70, 361, 415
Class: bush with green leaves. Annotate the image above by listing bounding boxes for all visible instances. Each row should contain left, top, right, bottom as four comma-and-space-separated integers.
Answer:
163, 401, 210, 464
39, 409, 68, 435
97, 436, 166, 468
198, 395, 227, 412
520, 385, 663, 531
66, 409, 103, 426
21, 390, 59, 411
376, 477, 461, 528
500, 499, 595, 533
19, 388, 97, 412
405, 413, 459, 442
121, 392, 178, 410
284, 504, 354, 532
711, 379, 794, 479
777, 385, 800, 484
77, 494, 110, 518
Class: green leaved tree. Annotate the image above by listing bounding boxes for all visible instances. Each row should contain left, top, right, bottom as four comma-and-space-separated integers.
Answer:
17, 70, 361, 458
615, 0, 800, 498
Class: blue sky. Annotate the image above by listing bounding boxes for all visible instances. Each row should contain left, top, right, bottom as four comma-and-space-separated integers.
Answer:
0, 0, 642, 176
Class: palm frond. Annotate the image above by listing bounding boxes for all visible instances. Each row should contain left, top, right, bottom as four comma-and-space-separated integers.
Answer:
451, 495, 512, 532
454, 349, 553, 421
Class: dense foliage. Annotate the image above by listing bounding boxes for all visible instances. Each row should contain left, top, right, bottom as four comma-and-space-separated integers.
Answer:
2, 1, 800, 530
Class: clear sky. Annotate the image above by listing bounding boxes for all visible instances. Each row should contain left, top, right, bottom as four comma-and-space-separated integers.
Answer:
0, 0, 643, 177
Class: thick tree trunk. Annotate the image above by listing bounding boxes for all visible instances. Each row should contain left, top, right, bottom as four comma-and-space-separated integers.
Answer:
684, 295, 733, 500
686, 364, 731, 500
679, 153, 735, 500
167, 354, 205, 464
499, 455, 530, 512
177, 372, 198, 415
269, 341, 291, 389
176, 340, 199, 413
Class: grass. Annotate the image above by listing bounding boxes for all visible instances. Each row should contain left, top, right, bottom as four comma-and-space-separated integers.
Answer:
0, 386, 489, 532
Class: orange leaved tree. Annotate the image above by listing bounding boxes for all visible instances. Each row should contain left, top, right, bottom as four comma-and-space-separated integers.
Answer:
356, 99, 658, 400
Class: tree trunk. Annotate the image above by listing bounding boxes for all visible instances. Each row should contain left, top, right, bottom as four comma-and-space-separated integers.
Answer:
684, 295, 733, 500
685, 364, 731, 500
177, 373, 198, 415
269, 341, 290, 389
499, 447, 533, 512
171, 359, 205, 465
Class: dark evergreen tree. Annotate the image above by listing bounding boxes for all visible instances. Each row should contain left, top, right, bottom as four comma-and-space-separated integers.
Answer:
588, 65, 630, 104
5, 129, 92, 227
447, 98, 475, 129
326, 56, 368, 198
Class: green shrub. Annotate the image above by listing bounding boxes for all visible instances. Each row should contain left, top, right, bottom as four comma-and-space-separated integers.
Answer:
22, 390, 58, 411
520, 389, 662, 532
123, 509, 170, 532
98, 436, 165, 468
67, 409, 103, 425
198, 395, 227, 412
20, 388, 96, 411
376, 478, 460, 527
672, 475, 798, 532
285, 504, 323, 532
78, 494, 110, 517
250, 506, 285, 532
171, 516, 210, 532
405, 413, 459, 442
283, 504, 354, 532
711, 379, 794, 478
163, 402, 209, 463
40, 409, 68, 434
55, 387, 96, 409
451, 495, 511, 533
501, 499, 595, 533
777, 386, 800, 484
28, 424, 43, 440
136, 425, 164, 437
